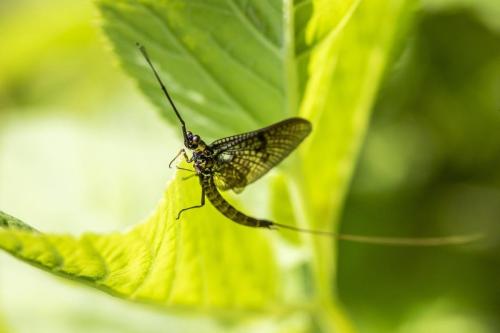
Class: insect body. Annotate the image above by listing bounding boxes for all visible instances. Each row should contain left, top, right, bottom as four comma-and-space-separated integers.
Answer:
179, 118, 311, 228
139, 45, 310, 229
138, 45, 310, 230
137, 44, 480, 245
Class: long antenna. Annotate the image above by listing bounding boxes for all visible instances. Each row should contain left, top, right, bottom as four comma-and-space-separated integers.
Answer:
271, 222, 483, 246
137, 43, 188, 142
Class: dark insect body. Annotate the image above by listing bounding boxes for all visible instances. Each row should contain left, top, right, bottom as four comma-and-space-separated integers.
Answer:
177, 117, 311, 229
137, 44, 481, 245
138, 45, 311, 230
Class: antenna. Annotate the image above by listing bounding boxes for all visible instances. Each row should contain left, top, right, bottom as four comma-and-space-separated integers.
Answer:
137, 43, 188, 142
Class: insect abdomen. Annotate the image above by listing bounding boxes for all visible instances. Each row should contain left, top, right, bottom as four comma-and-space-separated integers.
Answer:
201, 175, 272, 228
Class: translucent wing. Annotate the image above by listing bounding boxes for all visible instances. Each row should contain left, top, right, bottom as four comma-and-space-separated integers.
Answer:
209, 117, 312, 192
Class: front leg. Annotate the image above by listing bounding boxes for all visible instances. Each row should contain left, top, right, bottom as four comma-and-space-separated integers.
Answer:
169, 148, 192, 168
177, 167, 195, 173
176, 185, 205, 220
181, 173, 197, 181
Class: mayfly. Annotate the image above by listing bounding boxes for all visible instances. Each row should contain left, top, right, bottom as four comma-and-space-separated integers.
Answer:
138, 44, 481, 246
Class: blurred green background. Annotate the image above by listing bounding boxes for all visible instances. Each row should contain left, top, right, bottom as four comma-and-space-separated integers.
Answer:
0, 1, 499, 332
339, 2, 500, 333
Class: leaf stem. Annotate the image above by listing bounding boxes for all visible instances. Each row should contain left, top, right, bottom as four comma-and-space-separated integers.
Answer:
287, 159, 356, 333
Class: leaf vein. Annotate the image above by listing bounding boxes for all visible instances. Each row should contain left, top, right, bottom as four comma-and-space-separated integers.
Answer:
207, 33, 283, 95
226, 0, 281, 55
82, 236, 109, 281
140, 3, 261, 125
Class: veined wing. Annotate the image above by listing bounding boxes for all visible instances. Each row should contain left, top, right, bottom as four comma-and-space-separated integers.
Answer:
209, 117, 312, 192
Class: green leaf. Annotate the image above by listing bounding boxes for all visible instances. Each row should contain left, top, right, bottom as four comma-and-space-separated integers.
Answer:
0, 212, 37, 232
97, 0, 287, 139
266, 1, 414, 329
301, 0, 416, 228
1, 0, 415, 331
296, 2, 416, 330
0, 174, 276, 312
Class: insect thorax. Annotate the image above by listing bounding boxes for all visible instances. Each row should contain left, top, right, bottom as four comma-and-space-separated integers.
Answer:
192, 147, 214, 176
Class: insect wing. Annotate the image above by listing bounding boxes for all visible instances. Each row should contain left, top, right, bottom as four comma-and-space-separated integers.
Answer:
209, 118, 312, 192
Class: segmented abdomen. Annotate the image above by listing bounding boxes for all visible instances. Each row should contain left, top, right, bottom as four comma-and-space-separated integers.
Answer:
200, 175, 272, 228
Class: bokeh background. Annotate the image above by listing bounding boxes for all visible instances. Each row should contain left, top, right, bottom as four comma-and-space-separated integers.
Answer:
0, 1, 499, 332
339, 2, 500, 332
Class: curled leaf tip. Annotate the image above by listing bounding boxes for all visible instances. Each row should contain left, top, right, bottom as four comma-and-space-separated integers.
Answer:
0, 211, 38, 233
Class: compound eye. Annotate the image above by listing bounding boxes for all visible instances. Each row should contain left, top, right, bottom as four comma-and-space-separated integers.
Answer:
186, 131, 193, 139
192, 135, 200, 143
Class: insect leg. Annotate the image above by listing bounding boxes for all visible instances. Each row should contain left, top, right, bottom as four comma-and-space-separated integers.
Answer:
176, 166, 195, 172
181, 173, 197, 181
169, 149, 191, 168
176, 186, 205, 220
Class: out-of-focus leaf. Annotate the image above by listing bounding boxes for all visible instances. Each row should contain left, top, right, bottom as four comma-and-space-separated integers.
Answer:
0, 2, 120, 111
295, 1, 416, 330
421, 0, 500, 32
0, 212, 37, 232
301, 0, 415, 229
